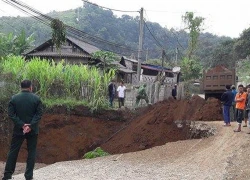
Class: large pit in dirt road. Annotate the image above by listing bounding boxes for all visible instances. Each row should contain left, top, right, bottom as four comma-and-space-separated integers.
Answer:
0, 96, 221, 164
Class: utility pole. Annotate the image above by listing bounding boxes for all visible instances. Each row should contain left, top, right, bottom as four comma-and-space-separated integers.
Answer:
137, 7, 144, 83
145, 48, 148, 61
161, 49, 165, 69
161, 49, 166, 73
175, 47, 178, 66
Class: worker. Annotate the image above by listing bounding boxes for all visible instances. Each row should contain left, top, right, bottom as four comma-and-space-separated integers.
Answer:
172, 84, 177, 99
135, 84, 149, 107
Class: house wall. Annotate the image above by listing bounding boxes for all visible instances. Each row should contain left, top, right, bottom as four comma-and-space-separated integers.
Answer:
131, 74, 177, 85
112, 82, 184, 109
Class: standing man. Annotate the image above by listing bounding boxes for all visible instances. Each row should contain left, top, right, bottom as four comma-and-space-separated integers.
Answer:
108, 80, 116, 107
2, 80, 43, 180
245, 86, 250, 133
135, 84, 149, 107
172, 84, 177, 100
234, 84, 247, 132
117, 81, 126, 108
221, 85, 233, 126
231, 85, 237, 121
243, 86, 249, 127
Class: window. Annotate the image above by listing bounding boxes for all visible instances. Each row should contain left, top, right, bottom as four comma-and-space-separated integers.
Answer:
213, 76, 218, 79
220, 75, 225, 79
227, 75, 232, 79
206, 76, 211, 80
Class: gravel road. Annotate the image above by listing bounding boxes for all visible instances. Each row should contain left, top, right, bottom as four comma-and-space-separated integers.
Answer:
2, 121, 250, 180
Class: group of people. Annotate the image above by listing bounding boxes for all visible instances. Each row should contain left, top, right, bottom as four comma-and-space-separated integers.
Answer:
221, 84, 250, 132
108, 80, 126, 108
108, 81, 149, 108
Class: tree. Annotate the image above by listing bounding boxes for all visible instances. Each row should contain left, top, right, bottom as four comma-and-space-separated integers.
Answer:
208, 39, 236, 69
50, 19, 66, 50
145, 59, 172, 68
92, 51, 118, 72
183, 12, 204, 59
180, 12, 204, 81
0, 30, 34, 57
180, 57, 202, 81
234, 27, 250, 59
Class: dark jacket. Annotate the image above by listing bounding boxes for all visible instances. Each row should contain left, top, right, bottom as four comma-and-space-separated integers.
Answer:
8, 90, 43, 135
221, 89, 233, 106
108, 83, 116, 97
172, 87, 177, 97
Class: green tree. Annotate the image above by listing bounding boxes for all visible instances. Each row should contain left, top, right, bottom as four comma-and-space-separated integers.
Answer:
180, 57, 202, 81
234, 27, 250, 59
183, 12, 204, 59
180, 12, 204, 81
208, 39, 236, 69
92, 51, 118, 72
145, 59, 172, 68
0, 30, 34, 57
51, 19, 66, 50
0, 5, 229, 64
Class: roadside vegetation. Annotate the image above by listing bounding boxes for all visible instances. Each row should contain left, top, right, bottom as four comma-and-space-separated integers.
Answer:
83, 147, 110, 159
0, 56, 115, 112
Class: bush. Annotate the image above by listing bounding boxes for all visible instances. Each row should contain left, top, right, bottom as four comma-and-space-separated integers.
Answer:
83, 147, 110, 159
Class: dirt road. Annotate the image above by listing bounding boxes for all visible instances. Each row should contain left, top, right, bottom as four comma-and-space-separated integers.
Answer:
1, 121, 249, 180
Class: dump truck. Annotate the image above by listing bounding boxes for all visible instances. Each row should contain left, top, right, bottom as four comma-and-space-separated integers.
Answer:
203, 65, 236, 100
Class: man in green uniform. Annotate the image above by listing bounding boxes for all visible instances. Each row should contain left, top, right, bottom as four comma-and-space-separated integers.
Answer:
135, 84, 149, 107
2, 80, 43, 180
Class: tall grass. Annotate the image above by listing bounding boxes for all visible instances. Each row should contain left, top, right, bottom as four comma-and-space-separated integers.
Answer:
1, 55, 115, 111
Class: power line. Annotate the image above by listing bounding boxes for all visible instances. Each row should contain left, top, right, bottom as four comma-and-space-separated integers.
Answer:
82, 0, 139, 13
169, 30, 185, 50
144, 9, 185, 50
2, 0, 139, 55
144, 20, 164, 49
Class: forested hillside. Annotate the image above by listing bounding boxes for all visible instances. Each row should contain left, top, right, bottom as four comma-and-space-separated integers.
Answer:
0, 3, 231, 67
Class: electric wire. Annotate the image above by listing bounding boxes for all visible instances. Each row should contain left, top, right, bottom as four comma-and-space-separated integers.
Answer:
82, 0, 139, 13
144, 20, 164, 49
2, 0, 139, 55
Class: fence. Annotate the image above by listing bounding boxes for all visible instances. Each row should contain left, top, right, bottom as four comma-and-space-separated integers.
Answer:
112, 82, 185, 109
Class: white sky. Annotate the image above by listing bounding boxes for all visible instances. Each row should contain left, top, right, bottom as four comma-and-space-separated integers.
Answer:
0, 0, 250, 38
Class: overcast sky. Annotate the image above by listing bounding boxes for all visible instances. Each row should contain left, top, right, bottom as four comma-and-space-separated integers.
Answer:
0, 0, 250, 38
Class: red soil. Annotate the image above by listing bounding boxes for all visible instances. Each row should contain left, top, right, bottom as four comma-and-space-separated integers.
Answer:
101, 96, 222, 154
0, 96, 223, 164
0, 109, 127, 164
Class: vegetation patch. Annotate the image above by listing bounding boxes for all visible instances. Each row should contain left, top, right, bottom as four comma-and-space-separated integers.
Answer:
83, 147, 110, 159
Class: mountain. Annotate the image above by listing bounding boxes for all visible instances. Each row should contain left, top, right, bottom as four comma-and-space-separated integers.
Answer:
0, 3, 231, 66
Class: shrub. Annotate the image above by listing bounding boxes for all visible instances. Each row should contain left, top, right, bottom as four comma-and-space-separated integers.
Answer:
83, 147, 110, 159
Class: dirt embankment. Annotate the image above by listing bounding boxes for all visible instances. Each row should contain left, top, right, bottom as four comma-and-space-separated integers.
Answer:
101, 96, 222, 154
0, 107, 131, 164
0, 96, 222, 164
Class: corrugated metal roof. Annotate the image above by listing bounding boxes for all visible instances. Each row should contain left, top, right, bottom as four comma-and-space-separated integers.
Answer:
24, 36, 100, 56
122, 56, 138, 63
119, 68, 136, 73
111, 61, 136, 73
141, 64, 175, 73
67, 36, 100, 54
26, 52, 91, 58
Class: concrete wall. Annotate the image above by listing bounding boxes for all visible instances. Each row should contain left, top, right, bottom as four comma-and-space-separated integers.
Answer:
118, 82, 184, 109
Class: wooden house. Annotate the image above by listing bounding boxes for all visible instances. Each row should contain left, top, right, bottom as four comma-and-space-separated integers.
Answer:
120, 56, 179, 84
24, 36, 100, 64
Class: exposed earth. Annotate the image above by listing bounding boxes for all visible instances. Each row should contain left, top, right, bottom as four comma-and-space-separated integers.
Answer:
3, 95, 248, 179
5, 122, 250, 180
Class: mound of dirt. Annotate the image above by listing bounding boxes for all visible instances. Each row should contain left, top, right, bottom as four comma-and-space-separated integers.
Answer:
193, 97, 223, 121
101, 96, 222, 154
0, 112, 126, 164
0, 96, 223, 164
